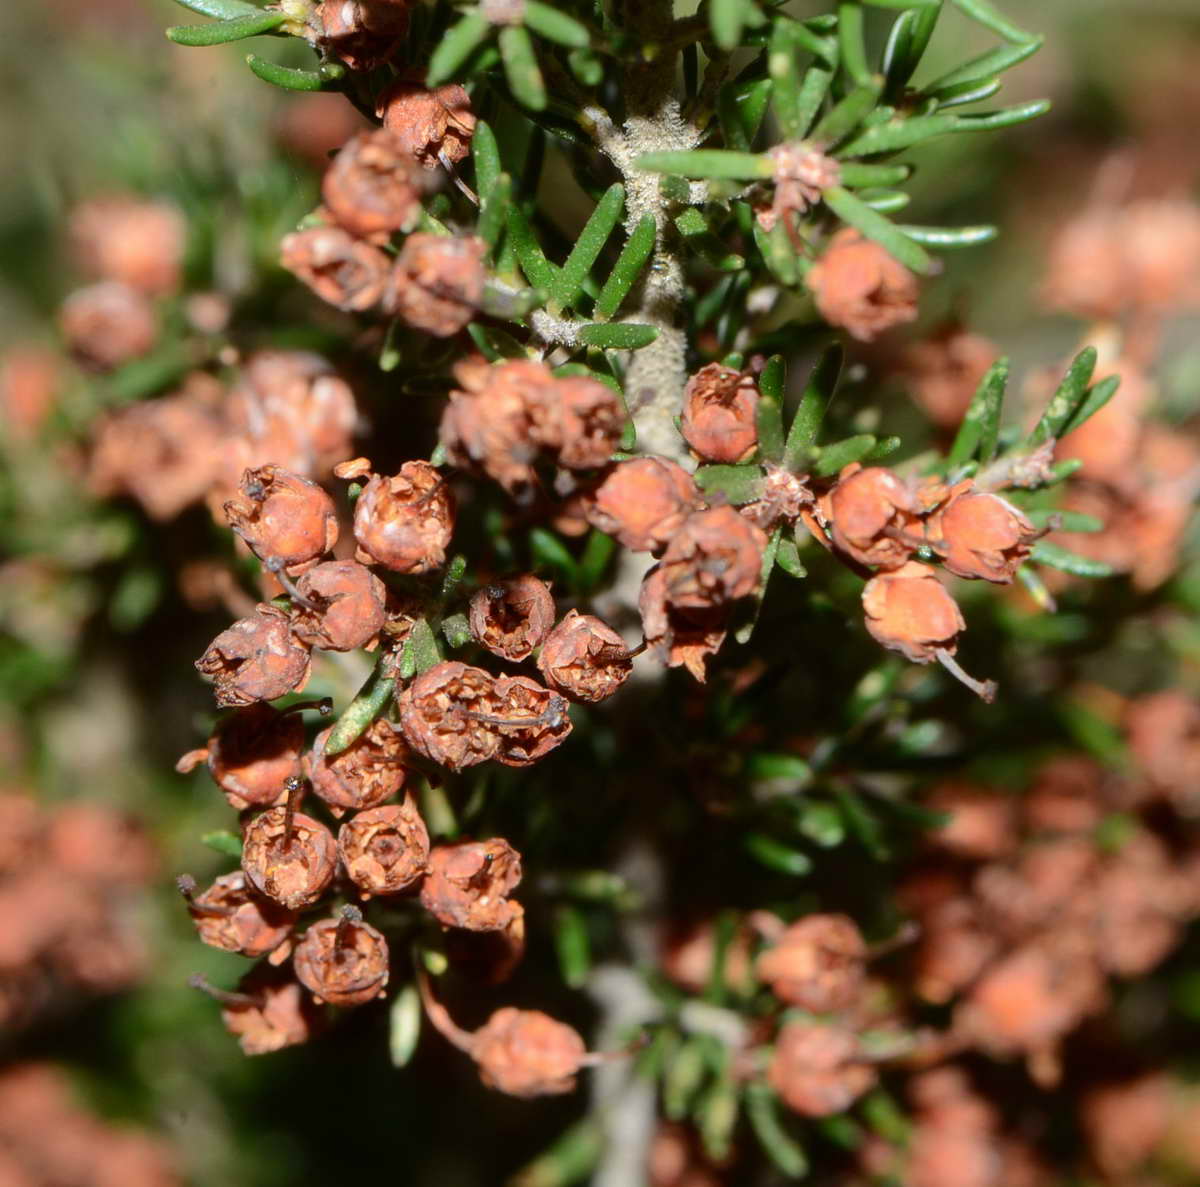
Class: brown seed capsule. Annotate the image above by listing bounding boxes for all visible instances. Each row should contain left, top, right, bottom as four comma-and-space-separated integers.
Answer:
241, 806, 337, 909
444, 908, 526, 984
468, 574, 556, 661
280, 226, 390, 312
824, 464, 922, 570
59, 281, 157, 371
769, 1022, 877, 1117
338, 800, 430, 895
291, 560, 388, 652
659, 506, 767, 610
807, 229, 919, 342
315, 0, 409, 71
307, 719, 410, 815
181, 871, 296, 959
925, 783, 1016, 860
0, 346, 58, 444
639, 564, 730, 683
537, 610, 632, 704
755, 914, 867, 1012
551, 375, 627, 471
377, 80, 476, 169
397, 662, 505, 770
472, 1007, 587, 1097
585, 457, 701, 553
899, 324, 1000, 431
208, 967, 322, 1056
177, 703, 305, 811
293, 909, 390, 1006
195, 605, 312, 708
352, 461, 455, 573
680, 363, 760, 464
927, 489, 1039, 583
384, 233, 486, 337
490, 674, 573, 767
321, 129, 423, 242
69, 198, 186, 297
861, 562, 964, 664
224, 466, 339, 576
420, 838, 522, 931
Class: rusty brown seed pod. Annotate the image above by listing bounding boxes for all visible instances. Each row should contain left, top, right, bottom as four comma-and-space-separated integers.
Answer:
195, 605, 312, 708
179, 871, 296, 960
352, 461, 456, 573
290, 560, 389, 652
536, 610, 632, 704
337, 800, 431, 896
293, 907, 390, 1006
468, 574, 556, 662
223, 465, 339, 576
420, 838, 523, 931
306, 719, 410, 815
241, 805, 337, 910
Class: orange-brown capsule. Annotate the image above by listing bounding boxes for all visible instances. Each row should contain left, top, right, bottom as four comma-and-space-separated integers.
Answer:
180, 871, 296, 960
337, 800, 430, 895
384, 234, 486, 337
321, 129, 423, 241
315, 0, 409, 70
69, 198, 186, 297
472, 1007, 587, 1097
468, 574, 556, 662
552, 375, 627, 471
638, 564, 729, 683
208, 966, 322, 1056
176, 704, 305, 812
306, 719, 410, 815
585, 456, 701, 554
293, 909, 390, 1006
377, 80, 476, 169
397, 662, 504, 771
899, 325, 1000, 431
680, 363, 760, 464
488, 675, 573, 767
768, 1022, 877, 1117
241, 806, 337, 910
807, 228, 919, 342
755, 914, 867, 1012
420, 839, 522, 932
291, 560, 388, 652
927, 489, 1040, 583
861, 562, 964, 664
825, 464, 922, 570
195, 605, 312, 708
280, 226, 390, 312
224, 466, 339, 576
352, 461, 455, 573
537, 610, 632, 704
659, 506, 767, 610
59, 281, 157, 371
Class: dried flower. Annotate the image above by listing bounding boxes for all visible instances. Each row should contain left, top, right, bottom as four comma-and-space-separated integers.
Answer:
291, 560, 388, 652
444, 911, 527, 984
241, 805, 337, 910
338, 800, 430, 895
47, 802, 156, 885
639, 564, 730, 683
352, 461, 455, 572
377, 80, 476, 169
764, 142, 841, 228
825, 464, 922, 570
176, 704, 305, 812
60, 281, 157, 370
551, 374, 627, 471
397, 662, 505, 770
419, 838, 523, 931
307, 719, 410, 814
1040, 208, 1125, 319
468, 574, 556, 661
384, 234, 486, 336
1125, 690, 1200, 811
925, 783, 1016, 860
1081, 1074, 1171, 1179
927, 489, 1039, 583
899, 325, 1000, 431
679, 363, 759, 464
195, 605, 312, 708
861, 562, 964, 664
179, 871, 295, 960
659, 506, 767, 610
489, 674, 573, 766
280, 226, 390, 312
205, 967, 321, 1056
769, 1022, 877, 1117
293, 908, 390, 1006
739, 464, 813, 532
224, 466, 338, 576
472, 1007, 587, 1097
585, 457, 701, 553
314, 0, 409, 71
321, 129, 423, 241
537, 610, 633, 703
807, 229, 919, 342
756, 914, 867, 1012
0, 347, 58, 443
69, 198, 186, 297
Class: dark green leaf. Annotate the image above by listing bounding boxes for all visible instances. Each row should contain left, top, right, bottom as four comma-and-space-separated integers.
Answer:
775, 535, 808, 578
500, 25, 548, 110
953, 98, 1051, 130
472, 119, 502, 196
568, 46, 604, 86
170, 0, 261, 18
578, 529, 617, 591
167, 9, 284, 44
838, 162, 913, 187
752, 220, 800, 287
428, 11, 491, 87
554, 905, 591, 988
711, 0, 750, 51
813, 433, 877, 476
835, 786, 890, 859
245, 54, 333, 91
811, 78, 883, 145
784, 343, 843, 469
927, 35, 1042, 92
863, 435, 902, 463
399, 618, 442, 679
882, 2, 941, 98
695, 464, 765, 505
756, 376, 785, 465
201, 830, 243, 859
477, 173, 512, 248
896, 223, 997, 247
744, 833, 812, 875
837, 2, 871, 85
718, 77, 773, 150
933, 77, 1002, 108
1031, 541, 1114, 578
676, 208, 745, 270
735, 527, 782, 644
798, 800, 845, 847
1060, 374, 1120, 437
506, 205, 558, 289
947, 357, 1008, 466
594, 214, 656, 321
860, 188, 911, 212
530, 527, 579, 582
553, 183, 625, 311
523, 0, 591, 48
950, 0, 1036, 44
837, 112, 958, 157
1027, 347, 1097, 446
634, 149, 773, 180
325, 658, 396, 757
823, 185, 931, 272
577, 323, 658, 349
792, 62, 836, 139
746, 1082, 809, 1177
467, 322, 528, 360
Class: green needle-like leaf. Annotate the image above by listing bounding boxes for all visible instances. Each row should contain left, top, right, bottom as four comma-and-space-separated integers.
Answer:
792, 63, 836, 139
839, 162, 913, 187
822, 185, 932, 273
695, 464, 765, 505
745, 832, 812, 875
756, 356, 786, 463
897, 223, 997, 247
1027, 509, 1103, 533
719, 78, 773, 151
837, 2, 872, 85
245, 55, 338, 91
752, 220, 800, 287
746, 1083, 809, 1178
675, 208, 745, 270
427, 10, 491, 86
860, 189, 911, 212
477, 173, 512, 248
201, 830, 244, 859
167, 9, 284, 44
933, 77, 1002, 108
578, 323, 658, 350
813, 433, 878, 476
170, 0, 261, 18
324, 658, 396, 758
776, 535, 808, 578
768, 19, 818, 139
1031, 541, 1114, 578
1028, 347, 1098, 446
810, 77, 883, 145
710, 0, 750, 51
523, 0, 591, 47
883, 3, 942, 98
837, 112, 958, 156
783, 343, 842, 469
862, 0, 940, 6
947, 357, 1008, 466
594, 214, 656, 321
634, 149, 773, 180
389, 985, 422, 1067
471, 119, 502, 198
506, 206, 558, 290
953, 98, 1050, 130
399, 619, 443, 679
553, 183, 625, 311
500, 25, 548, 110
951, 0, 1036, 44
927, 35, 1042, 92
1060, 374, 1120, 437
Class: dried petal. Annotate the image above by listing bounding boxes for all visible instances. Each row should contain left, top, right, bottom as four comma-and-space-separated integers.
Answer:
756, 914, 867, 1012
680, 363, 759, 464
184, 871, 296, 959
807, 229, 919, 342
219, 966, 322, 1055
468, 574, 556, 661
384, 234, 485, 336
537, 610, 632, 704
825, 464, 922, 570
397, 662, 504, 771
639, 564, 729, 683
195, 605, 312, 707
60, 282, 157, 371
659, 506, 766, 610
769, 1022, 877, 1117
472, 1007, 586, 1097
586, 457, 701, 553
291, 560, 388, 651
378, 81, 476, 169
928, 490, 1039, 583
223, 466, 338, 576
280, 226, 390, 312
185, 704, 305, 811
861, 562, 964, 664
321, 129, 423, 241
353, 461, 455, 573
